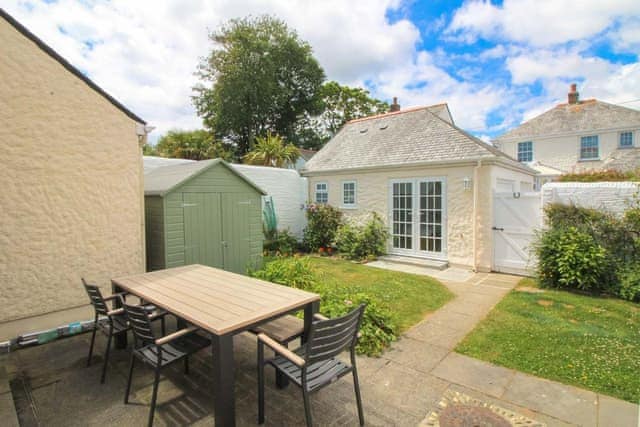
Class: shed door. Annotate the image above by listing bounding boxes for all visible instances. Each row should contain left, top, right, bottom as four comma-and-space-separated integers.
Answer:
221, 193, 254, 274
183, 193, 224, 269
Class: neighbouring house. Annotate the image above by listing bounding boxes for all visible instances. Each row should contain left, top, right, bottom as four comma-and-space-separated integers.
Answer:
144, 156, 309, 238
144, 159, 266, 274
301, 99, 536, 272
0, 9, 149, 339
493, 84, 640, 185
290, 148, 317, 171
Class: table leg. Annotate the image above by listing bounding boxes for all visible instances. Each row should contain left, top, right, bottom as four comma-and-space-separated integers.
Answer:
212, 333, 235, 427
302, 300, 320, 344
111, 281, 127, 349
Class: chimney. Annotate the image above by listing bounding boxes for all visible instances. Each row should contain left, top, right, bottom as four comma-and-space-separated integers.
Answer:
568, 83, 579, 104
390, 97, 401, 112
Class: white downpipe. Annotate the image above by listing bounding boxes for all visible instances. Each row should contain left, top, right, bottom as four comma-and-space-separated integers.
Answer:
472, 160, 481, 272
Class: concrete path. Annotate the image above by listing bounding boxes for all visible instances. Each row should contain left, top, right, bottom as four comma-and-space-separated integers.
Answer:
364, 265, 639, 426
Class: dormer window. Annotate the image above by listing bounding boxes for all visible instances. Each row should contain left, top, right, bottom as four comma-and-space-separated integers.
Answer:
517, 141, 533, 162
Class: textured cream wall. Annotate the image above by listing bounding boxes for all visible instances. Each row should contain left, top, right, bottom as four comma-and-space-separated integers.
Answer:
307, 163, 534, 271
500, 131, 627, 172
307, 165, 477, 266
0, 19, 145, 322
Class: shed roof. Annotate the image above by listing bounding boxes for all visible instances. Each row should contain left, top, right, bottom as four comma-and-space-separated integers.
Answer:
1, 8, 146, 124
303, 104, 532, 174
494, 100, 640, 143
144, 159, 266, 196
143, 156, 195, 174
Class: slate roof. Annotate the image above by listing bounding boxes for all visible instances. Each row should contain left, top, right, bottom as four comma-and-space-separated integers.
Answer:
303, 105, 530, 173
494, 100, 640, 143
1, 8, 146, 124
144, 159, 266, 196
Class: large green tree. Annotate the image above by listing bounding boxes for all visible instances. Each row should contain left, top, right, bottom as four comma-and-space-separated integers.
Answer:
155, 129, 234, 161
193, 16, 325, 156
295, 81, 390, 149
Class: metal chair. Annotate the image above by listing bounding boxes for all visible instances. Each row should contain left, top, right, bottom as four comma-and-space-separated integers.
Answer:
82, 278, 166, 384
122, 302, 211, 427
257, 304, 366, 427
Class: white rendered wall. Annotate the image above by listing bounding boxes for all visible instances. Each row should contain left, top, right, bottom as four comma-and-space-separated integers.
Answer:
542, 182, 639, 215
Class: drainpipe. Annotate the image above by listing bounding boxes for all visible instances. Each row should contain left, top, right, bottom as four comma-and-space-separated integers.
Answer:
472, 160, 481, 272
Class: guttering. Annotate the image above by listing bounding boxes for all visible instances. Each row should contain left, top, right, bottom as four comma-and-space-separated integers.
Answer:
301, 156, 536, 177
472, 160, 481, 272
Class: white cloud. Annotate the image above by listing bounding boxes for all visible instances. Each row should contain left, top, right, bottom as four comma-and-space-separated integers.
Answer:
447, 0, 640, 47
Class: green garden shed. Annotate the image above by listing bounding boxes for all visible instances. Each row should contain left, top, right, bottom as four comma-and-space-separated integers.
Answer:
144, 159, 266, 274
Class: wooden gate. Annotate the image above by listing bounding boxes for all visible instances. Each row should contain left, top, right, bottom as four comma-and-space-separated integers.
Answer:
492, 191, 542, 276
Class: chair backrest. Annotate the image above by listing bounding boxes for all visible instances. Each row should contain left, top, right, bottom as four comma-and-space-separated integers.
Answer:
82, 278, 109, 316
122, 302, 156, 346
305, 304, 365, 365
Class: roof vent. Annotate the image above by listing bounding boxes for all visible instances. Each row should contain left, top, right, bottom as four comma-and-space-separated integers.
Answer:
359, 128, 368, 134
379, 123, 388, 130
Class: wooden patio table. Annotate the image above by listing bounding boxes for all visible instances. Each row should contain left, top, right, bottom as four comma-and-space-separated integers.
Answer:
111, 264, 320, 427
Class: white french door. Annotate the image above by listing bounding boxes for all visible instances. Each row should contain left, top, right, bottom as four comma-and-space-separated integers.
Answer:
390, 178, 446, 259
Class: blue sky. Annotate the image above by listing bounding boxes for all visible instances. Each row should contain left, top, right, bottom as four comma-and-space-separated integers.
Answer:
3, 0, 640, 142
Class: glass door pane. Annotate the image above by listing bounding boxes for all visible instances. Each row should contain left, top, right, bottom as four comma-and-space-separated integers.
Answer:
419, 180, 443, 253
391, 182, 413, 250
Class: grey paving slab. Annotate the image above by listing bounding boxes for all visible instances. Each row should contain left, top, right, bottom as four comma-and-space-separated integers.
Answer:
383, 338, 450, 373
503, 372, 599, 427
598, 394, 638, 427
0, 392, 19, 427
431, 352, 515, 398
424, 310, 481, 331
404, 323, 468, 350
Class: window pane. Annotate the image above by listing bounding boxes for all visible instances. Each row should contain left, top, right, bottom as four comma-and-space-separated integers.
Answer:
517, 141, 533, 162
620, 132, 633, 147
580, 136, 599, 159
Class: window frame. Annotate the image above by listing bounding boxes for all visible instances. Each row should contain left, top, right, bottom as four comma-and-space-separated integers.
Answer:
314, 182, 329, 204
619, 131, 634, 149
517, 141, 533, 163
579, 135, 600, 161
341, 180, 357, 209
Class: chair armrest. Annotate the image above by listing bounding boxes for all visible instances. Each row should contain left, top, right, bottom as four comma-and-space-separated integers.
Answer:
155, 326, 198, 346
103, 292, 128, 302
257, 333, 306, 367
148, 310, 169, 321
313, 313, 329, 321
106, 308, 124, 316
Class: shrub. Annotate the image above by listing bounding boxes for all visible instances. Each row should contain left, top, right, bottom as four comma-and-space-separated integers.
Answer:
558, 169, 640, 182
250, 256, 315, 291
535, 226, 609, 292
619, 265, 640, 302
303, 204, 343, 251
335, 213, 389, 260
249, 256, 398, 356
263, 229, 298, 256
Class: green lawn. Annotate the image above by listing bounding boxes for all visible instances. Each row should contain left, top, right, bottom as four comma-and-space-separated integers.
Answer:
307, 257, 453, 333
456, 278, 640, 402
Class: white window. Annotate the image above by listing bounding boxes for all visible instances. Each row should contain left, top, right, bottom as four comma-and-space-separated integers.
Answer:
342, 181, 357, 207
580, 135, 599, 160
620, 131, 634, 148
315, 182, 328, 204
517, 141, 533, 162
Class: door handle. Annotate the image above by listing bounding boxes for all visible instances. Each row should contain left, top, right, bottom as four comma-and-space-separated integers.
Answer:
492, 227, 504, 231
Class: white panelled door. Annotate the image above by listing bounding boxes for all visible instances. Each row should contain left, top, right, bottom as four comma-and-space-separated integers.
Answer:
390, 178, 447, 259
492, 191, 541, 275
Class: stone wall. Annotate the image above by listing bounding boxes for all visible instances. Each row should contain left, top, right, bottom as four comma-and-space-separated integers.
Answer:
542, 182, 639, 215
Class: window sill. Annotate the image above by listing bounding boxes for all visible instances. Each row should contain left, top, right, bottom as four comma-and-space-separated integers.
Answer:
618, 145, 635, 149
578, 158, 601, 162
340, 205, 358, 210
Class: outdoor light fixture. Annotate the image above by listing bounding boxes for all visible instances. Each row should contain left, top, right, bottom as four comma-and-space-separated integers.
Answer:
463, 176, 472, 191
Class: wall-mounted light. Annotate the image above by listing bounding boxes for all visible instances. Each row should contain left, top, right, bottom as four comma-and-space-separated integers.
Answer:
463, 177, 473, 191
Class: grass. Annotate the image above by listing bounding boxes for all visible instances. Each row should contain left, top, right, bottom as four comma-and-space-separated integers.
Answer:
306, 256, 453, 333
456, 278, 640, 402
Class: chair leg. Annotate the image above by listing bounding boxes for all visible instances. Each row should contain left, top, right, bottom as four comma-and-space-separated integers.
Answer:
302, 388, 313, 427
352, 367, 365, 426
160, 316, 166, 336
124, 352, 136, 404
148, 368, 161, 427
87, 320, 97, 367
100, 331, 113, 384
257, 343, 265, 424
184, 356, 189, 375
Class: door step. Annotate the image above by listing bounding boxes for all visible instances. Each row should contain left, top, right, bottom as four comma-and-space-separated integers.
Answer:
378, 255, 449, 271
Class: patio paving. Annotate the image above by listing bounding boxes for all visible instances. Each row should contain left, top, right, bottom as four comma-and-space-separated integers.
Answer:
0, 270, 637, 426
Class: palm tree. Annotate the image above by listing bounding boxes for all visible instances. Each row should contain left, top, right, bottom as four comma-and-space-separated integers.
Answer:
243, 132, 301, 167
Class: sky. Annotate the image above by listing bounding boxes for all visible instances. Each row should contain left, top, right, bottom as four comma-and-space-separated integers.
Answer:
3, 0, 640, 143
